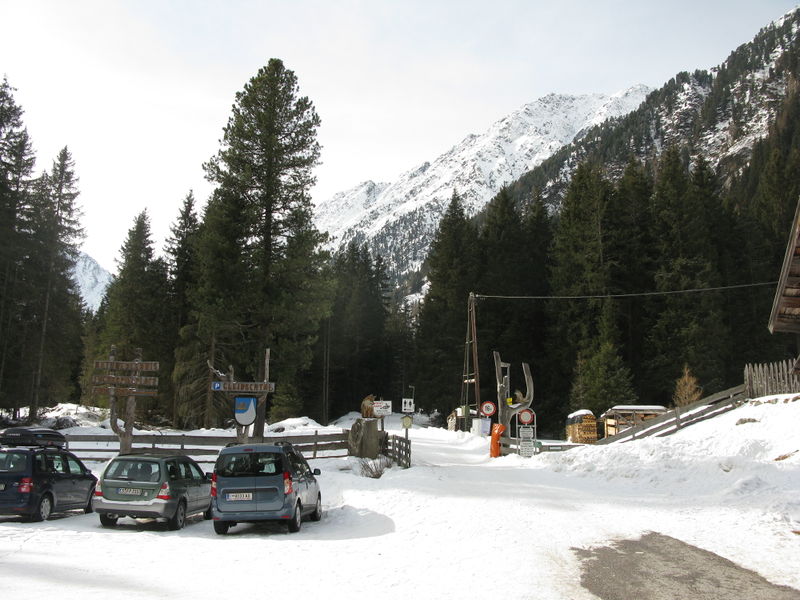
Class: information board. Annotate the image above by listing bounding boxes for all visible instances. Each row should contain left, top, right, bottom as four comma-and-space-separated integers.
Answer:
373, 400, 392, 416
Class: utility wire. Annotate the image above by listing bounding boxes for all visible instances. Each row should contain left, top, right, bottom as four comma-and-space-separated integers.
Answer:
473, 281, 778, 301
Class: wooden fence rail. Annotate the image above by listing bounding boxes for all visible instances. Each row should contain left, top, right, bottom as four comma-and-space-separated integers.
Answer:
65, 431, 350, 464
594, 384, 746, 445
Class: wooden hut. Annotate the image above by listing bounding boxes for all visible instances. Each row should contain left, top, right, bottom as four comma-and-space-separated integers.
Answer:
600, 405, 667, 438
769, 195, 800, 373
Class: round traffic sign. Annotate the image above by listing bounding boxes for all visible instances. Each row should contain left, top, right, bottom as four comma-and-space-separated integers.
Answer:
518, 408, 535, 425
480, 401, 497, 417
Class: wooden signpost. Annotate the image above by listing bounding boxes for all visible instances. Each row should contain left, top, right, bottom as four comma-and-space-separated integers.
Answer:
92, 346, 159, 454
208, 348, 274, 444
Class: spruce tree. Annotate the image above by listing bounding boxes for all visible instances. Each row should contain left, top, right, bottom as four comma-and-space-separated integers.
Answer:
568, 301, 637, 416
644, 148, 729, 402
179, 188, 251, 428
199, 59, 331, 431
415, 190, 478, 416
0, 78, 36, 414
27, 147, 84, 420
607, 158, 655, 395
547, 164, 614, 414
165, 191, 199, 332
322, 243, 388, 418
98, 211, 173, 418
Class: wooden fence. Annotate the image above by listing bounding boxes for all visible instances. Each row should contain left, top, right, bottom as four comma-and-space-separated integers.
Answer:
594, 385, 746, 445
65, 431, 350, 465
595, 358, 800, 445
387, 434, 411, 468
744, 359, 800, 399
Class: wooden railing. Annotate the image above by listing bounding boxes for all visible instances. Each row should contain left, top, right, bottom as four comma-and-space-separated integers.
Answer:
65, 430, 350, 464
594, 384, 746, 445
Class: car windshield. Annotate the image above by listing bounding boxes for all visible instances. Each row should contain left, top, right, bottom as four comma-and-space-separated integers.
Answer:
217, 452, 282, 477
0, 451, 27, 473
106, 459, 161, 482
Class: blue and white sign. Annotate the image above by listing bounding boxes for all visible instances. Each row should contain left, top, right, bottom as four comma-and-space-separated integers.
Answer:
234, 395, 257, 426
212, 381, 222, 391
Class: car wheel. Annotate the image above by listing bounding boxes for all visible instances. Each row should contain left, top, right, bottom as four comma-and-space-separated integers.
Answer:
30, 494, 53, 522
99, 513, 118, 528
167, 501, 186, 530
310, 494, 322, 522
287, 502, 302, 533
84, 487, 95, 513
213, 521, 230, 535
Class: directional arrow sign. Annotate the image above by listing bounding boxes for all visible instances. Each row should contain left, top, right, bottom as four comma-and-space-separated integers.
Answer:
92, 386, 159, 397
94, 360, 160, 372
211, 381, 275, 393
92, 374, 159, 387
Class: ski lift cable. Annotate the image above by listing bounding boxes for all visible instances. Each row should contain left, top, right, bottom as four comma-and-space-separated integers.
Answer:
473, 280, 777, 301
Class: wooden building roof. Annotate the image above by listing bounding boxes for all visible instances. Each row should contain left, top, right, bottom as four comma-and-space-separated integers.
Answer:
769, 198, 800, 334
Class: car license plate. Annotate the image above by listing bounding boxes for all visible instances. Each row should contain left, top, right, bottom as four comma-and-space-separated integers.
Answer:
226, 492, 252, 501
117, 487, 142, 496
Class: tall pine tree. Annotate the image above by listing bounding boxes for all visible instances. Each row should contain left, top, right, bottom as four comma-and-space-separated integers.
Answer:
199, 59, 331, 431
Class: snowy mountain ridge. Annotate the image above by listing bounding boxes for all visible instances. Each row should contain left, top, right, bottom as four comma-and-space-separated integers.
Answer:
518, 8, 800, 209
314, 85, 652, 279
71, 252, 112, 312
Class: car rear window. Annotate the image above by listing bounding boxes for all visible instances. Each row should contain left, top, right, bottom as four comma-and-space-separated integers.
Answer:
217, 452, 283, 477
106, 459, 161, 482
0, 451, 27, 473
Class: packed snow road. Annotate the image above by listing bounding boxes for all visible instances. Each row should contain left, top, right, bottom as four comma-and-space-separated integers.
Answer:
1, 399, 799, 599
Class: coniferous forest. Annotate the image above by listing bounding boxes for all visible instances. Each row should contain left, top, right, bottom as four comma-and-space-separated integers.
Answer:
3, 39, 800, 436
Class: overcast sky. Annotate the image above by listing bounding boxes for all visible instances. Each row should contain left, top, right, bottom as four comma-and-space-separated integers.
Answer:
1, 0, 798, 273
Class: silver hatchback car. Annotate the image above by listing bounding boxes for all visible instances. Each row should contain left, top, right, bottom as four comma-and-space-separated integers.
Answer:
211, 442, 321, 535
92, 454, 212, 530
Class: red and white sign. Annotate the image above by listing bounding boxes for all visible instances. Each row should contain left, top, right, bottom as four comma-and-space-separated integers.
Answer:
518, 409, 535, 425
480, 401, 497, 417
373, 400, 392, 417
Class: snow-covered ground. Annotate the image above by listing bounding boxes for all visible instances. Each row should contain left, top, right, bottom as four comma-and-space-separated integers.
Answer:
1, 397, 799, 599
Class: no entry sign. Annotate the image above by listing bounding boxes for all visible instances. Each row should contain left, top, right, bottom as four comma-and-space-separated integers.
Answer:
480, 401, 497, 417
518, 408, 535, 425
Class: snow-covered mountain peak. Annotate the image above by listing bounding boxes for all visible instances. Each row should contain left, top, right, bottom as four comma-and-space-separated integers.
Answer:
71, 252, 112, 312
314, 85, 652, 279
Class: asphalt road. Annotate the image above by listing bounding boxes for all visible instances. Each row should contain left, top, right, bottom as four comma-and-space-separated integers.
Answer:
574, 532, 800, 600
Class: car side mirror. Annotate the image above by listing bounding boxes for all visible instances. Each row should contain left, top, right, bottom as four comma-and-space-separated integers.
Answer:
205, 472, 213, 480
312, 468, 321, 476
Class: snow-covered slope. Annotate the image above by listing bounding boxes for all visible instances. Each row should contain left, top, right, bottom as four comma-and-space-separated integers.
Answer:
71, 252, 112, 312
314, 85, 651, 279
3, 395, 798, 598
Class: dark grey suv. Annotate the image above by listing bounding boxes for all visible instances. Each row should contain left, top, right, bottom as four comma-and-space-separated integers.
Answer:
93, 454, 212, 530
211, 442, 321, 535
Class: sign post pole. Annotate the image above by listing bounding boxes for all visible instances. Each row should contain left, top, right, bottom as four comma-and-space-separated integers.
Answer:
93, 346, 159, 454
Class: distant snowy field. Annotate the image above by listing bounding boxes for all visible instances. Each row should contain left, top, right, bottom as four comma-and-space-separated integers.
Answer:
1, 397, 799, 599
